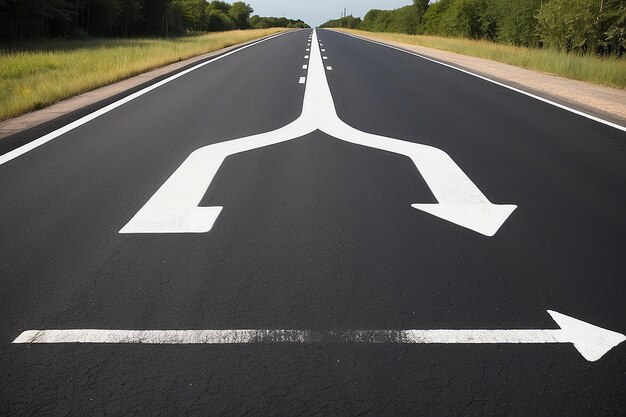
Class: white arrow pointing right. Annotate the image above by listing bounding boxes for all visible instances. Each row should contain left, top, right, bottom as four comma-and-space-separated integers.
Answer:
13, 310, 625, 362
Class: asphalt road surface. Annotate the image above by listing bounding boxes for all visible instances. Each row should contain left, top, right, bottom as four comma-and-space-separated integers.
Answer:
1, 29, 625, 416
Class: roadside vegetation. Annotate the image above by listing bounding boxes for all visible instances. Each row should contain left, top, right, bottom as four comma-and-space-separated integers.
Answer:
0, 1, 308, 40
0, 28, 285, 121
321, 0, 626, 88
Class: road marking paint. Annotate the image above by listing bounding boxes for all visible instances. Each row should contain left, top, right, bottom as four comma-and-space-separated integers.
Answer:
322, 49, 326, 52
304, 55, 309, 59
12, 311, 625, 362
302, 64, 308, 69
121, 29, 516, 236
306, 48, 310, 51
0, 32, 291, 166
337, 31, 626, 133
323, 56, 328, 60
327, 66, 333, 71
299, 77, 306, 84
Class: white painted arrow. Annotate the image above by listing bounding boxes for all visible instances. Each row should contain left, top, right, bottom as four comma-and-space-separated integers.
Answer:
13, 311, 624, 362
120, 29, 516, 236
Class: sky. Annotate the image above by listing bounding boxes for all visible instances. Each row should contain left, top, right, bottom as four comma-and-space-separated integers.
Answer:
246, 0, 413, 27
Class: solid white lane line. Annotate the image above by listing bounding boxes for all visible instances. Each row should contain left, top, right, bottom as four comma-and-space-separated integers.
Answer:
0, 31, 290, 166
337, 31, 626, 133
299, 77, 306, 84
12, 311, 625, 362
302, 64, 308, 69
327, 66, 333, 71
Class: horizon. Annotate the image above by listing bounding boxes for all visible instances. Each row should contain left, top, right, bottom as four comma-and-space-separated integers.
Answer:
246, 0, 415, 27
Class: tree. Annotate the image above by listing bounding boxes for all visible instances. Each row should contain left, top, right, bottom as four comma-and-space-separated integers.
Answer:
228, 2, 253, 29
358, 3, 427, 35
596, 0, 626, 55
536, 0, 599, 52
251, 15, 310, 29
174, 0, 209, 31
480, 0, 542, 45
422, 0, 454, 35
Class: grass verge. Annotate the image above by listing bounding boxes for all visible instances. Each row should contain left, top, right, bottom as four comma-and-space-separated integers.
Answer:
0, 28, 286, 121
337, 29, 626, 90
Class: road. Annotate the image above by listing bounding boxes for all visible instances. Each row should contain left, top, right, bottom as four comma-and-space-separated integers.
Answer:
1, 28, 625, 416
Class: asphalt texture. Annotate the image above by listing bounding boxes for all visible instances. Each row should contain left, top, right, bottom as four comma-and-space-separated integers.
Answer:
1, 29, 625, 416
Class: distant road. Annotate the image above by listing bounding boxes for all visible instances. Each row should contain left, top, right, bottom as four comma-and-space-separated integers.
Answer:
1, 29, 624, 416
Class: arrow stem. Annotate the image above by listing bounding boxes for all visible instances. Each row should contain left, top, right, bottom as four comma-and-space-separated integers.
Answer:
404, 329, 567, 343
11, 328, 570, 345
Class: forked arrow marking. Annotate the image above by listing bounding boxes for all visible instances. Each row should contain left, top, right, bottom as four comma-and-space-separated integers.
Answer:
13, 311, 625, 362
120, 29, 516, 236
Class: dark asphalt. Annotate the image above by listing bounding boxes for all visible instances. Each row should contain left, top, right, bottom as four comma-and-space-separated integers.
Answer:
1, 28, 625, 416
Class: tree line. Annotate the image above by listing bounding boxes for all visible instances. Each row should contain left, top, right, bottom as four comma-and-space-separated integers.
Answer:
0, 0, 309, 41
320, 0, 626, 56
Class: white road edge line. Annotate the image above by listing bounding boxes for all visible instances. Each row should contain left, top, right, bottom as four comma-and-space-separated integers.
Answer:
334, 30, 626, 133
299, 77, 306, 84
12, 311, 626, 362
0, 31, 292, 166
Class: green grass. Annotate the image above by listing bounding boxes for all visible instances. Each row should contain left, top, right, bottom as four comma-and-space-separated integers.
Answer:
338, 29, 626, 90
0, 28, 286, 121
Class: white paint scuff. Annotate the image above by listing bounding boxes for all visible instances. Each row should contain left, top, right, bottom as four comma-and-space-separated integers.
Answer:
120, 29, 516, 236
